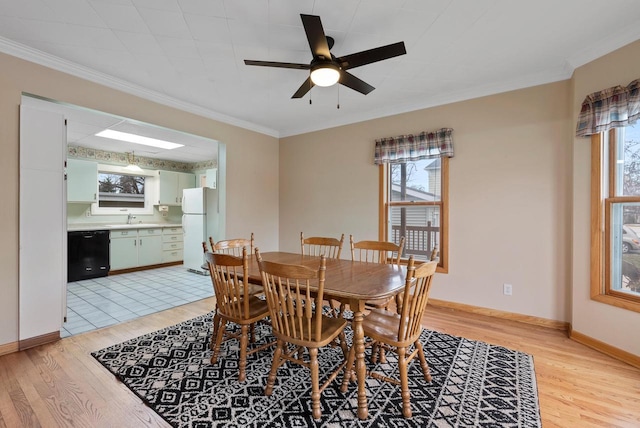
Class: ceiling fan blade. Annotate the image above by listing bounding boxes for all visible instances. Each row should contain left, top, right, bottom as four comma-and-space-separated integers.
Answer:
301, 14, 331, 60
339, 71, 375, 95
338, 41, 406, 70
292, 77, 315, 99
244, 60, 310, 70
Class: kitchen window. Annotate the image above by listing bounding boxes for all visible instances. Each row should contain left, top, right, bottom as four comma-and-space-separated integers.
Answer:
91, 164, 155, 215
592, 124, 640, 312
379, 157, 448, 271
98, 172, 145, 208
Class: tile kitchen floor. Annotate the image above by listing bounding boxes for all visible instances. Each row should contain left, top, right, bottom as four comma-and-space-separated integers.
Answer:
63, 265, 212, 337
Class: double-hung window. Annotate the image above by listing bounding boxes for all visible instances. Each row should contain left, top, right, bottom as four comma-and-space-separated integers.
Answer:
375, 128, 453, 271
592, 124, 640, 311
579, 78, 640, 312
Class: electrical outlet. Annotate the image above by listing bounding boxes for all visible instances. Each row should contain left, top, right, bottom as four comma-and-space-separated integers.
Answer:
85, 209, 91, 217
503, 283, 513, 296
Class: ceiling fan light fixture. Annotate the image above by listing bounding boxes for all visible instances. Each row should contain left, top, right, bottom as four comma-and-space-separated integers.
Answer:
310, 63, 340, 87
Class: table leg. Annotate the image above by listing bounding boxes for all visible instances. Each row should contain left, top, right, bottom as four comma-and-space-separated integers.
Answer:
351, 300, 368, 420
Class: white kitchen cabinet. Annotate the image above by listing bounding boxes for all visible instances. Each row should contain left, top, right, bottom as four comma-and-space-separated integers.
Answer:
110, 226, 181, 271
67, 159, 97, 203
157, 170, 195, 205
110, 229, 138, 270
137, 228, 163, 266
162, 226, 184, 263
205, 168, 217, 189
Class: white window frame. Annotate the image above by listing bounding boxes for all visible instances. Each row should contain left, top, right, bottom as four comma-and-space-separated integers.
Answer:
90, 164, 156, 216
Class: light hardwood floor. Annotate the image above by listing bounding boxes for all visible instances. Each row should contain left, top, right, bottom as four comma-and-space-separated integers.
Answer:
1, 298, 639, 427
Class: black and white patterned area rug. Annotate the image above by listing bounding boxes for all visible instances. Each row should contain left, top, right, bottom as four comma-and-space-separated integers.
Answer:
91, 312, 541, 427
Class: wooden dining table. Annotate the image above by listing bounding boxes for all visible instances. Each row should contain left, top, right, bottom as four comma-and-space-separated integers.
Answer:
245, 251, 407, 420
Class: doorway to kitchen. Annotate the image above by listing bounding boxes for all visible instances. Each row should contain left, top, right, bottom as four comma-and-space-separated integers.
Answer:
20, 94, 225, 342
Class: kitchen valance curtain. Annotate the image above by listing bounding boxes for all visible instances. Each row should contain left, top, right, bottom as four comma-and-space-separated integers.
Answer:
374, 128, 454, 165
575, 78, 640, 137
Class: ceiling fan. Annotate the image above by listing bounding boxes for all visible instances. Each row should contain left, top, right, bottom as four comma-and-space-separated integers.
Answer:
244, 14, 406, 99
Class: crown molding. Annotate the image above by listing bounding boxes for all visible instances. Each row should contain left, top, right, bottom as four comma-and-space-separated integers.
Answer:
280, 66, 574, 137
0, 36, 280, 138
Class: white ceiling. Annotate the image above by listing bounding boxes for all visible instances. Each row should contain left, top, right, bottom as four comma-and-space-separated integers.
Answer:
22, 95, 219, 163
3, 0, 640, 142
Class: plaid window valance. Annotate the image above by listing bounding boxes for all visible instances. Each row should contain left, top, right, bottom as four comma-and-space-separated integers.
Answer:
576, 78, 640, 137
374, 128, 454, 165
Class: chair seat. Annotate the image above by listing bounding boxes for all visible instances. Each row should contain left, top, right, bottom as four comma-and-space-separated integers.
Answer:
218, 295, 270, 323
362, 308, 419, 348
274, 314, 348, 348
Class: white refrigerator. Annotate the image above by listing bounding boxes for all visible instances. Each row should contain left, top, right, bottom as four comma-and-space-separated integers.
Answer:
182, 187, 223, 274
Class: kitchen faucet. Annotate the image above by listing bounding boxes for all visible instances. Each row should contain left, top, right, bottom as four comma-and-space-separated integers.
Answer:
127, 213, 136, 224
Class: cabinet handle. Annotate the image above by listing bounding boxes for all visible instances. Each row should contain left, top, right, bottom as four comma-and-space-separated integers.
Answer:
93, 193, 96, 200
140, 239, 142, 246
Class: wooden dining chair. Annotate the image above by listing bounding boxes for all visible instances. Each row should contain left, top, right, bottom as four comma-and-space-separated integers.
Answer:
301, 232, 345, 317
201, 241, 212, 272
349, 234, 405, 310
396, 244, 439, 313
429, 244, 439, 262
255, 248, 349, 421
213, 232, 255, 257
300, 232, 345, 258
341, 256, 438, 418
206, 247, 274, 382
211, 233, 262, 295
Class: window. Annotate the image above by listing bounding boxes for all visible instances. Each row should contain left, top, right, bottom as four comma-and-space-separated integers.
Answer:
91, 164, 155, 215
592, 123, 640, 312
98, 172, 145, 208
380, 157, 448, 271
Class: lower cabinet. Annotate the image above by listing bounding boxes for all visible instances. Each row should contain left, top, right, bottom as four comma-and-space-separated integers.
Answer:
110, 227, 177, 271
138, 228, 163, 266
110, 230, 138, 270
162, 226, 184, 263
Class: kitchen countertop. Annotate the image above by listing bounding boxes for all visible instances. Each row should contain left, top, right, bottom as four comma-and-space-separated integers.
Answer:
67, 223, 182, 232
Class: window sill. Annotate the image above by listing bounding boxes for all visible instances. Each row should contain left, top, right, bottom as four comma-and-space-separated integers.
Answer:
591, 293, 640, 313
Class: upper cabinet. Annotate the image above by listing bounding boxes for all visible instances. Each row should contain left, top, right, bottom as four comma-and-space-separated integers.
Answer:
205, 168, 217, 189
157, 170, 195, 205
67, 159, 97, 203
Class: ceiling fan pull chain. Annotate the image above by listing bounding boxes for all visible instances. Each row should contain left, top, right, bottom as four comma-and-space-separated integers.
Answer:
337, 84, 340, 109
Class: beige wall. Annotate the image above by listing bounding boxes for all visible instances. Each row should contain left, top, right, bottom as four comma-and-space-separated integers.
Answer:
280, 81, 573, 322
0, 52, 279, 346
4, 39, 640, 357
572, 40, 640, 356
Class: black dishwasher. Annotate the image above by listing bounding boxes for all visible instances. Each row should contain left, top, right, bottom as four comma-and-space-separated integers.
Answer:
68, 230, 110, 282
